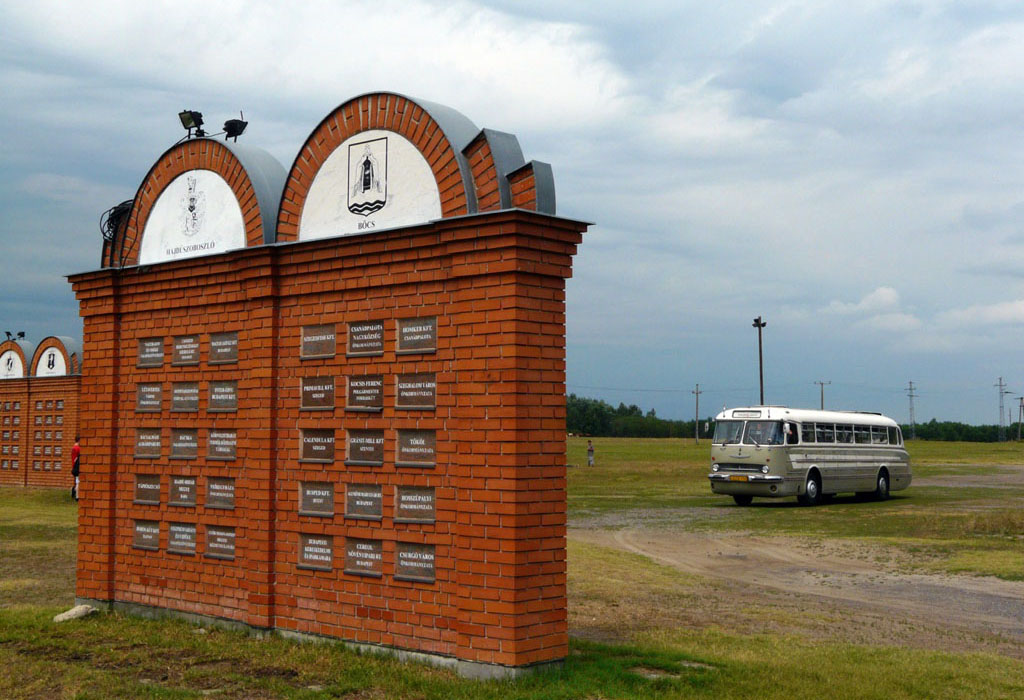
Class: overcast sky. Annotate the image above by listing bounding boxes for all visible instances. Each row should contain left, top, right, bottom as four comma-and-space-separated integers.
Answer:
3, 0, 1024, 424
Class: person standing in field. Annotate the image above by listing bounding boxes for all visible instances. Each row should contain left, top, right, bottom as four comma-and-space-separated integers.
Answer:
70, 436, 80, 501
587, 440, 595, 467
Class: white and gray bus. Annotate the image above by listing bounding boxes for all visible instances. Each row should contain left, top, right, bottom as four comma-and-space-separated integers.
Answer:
708, 406, 911, 506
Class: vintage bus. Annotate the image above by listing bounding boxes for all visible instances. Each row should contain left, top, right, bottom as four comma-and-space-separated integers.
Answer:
708, 406, 911, 506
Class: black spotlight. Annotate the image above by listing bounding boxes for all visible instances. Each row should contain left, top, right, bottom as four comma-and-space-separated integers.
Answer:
223, 113, 248, 142
178, 110, 205, 138
3, 332, 10, 341
16, 332, 24, 339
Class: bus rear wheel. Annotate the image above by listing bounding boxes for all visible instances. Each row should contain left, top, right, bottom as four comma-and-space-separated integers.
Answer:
797, 473, 822, 506
733, 495, 753, 506
873, 470, 890, 501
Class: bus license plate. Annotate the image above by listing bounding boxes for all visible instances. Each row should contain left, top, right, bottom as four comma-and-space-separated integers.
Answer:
729, 475, 748, 482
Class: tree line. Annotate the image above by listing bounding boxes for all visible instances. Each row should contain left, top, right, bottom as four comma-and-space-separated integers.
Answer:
567, 394, 1017, 442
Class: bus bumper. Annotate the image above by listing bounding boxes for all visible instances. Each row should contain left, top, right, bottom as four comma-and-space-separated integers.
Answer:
708, 473, 795, 497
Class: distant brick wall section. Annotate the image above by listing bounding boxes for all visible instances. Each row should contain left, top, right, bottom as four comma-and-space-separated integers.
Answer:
113, 139, 267, 267
70, 209, 585, 669
0, 339, 81, 489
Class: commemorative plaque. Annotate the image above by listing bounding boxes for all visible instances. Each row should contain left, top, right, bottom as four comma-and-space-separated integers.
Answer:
396, 373, 436, 409
136, 383, 162, 413
207, 429, 237, 460
133, 474, 161, 504
134, 428, 161, 459
299, 481, 334, 516
137, 337, 164, 368
395, 542, 436, 583
172, 335, 201, 366
169, 475, 197, 506
168, 522, 197, 554
301, 324, 336, 359
170, 428, 198, 459
133, 520, 160, 551
396, 430, 436, 467
205, 526, 236, 560
346, 375, 383, 412
396, 317, 437, 354
345, 483, 383, 520
395, 486, 436, 523
170, 382, 199, 412
300, 429, 335, 463
300, 377, 335, 411
209, 331, 239, 365
347, 320, 385, 356
345, 429, 384, 466
344, 538, 383, 577
209, 381, 238, 412
206, 477, 235, 510
298, 534, 333, 571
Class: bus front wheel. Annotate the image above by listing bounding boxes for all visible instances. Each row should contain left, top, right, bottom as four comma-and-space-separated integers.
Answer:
733, 495, 753, 506
797, 473, 822, 506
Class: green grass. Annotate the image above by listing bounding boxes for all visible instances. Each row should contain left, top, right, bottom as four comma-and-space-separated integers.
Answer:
3, 439, 1024, 697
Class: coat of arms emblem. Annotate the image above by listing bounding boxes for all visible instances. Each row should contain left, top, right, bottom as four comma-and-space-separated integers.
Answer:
348, 137, 388, 217
181, 175, 206, 236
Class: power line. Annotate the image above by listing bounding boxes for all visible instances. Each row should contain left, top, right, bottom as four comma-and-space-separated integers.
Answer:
906, 381, 917, 439
692, 384, 703, 444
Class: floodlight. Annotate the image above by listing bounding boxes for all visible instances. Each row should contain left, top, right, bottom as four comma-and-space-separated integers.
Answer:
16, 332, 24, 339
178, 110, 205, 138
4, 331, 10, 340
223, 117, 248, 141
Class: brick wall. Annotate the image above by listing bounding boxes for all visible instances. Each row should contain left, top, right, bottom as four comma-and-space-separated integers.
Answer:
71, 209, 585, 670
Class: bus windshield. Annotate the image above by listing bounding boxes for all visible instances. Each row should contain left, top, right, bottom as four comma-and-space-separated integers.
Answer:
743, 421, 784, 445
713, 420, 744, 444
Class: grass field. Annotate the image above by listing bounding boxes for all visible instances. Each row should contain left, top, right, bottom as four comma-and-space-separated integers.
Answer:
1, 439, 1023, 698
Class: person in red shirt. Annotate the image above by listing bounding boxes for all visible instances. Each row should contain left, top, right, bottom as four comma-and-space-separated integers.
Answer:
71, 436, 80, 501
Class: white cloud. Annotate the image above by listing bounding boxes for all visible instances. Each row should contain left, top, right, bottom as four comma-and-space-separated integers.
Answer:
826, 287, 900, 315
938, 299, 1024, 327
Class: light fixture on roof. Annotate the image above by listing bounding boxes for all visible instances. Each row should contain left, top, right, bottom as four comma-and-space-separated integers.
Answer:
178, 110, 205, 138
3, 331, 11, 341
223, 111, 248, 142
16, 332, 24, 339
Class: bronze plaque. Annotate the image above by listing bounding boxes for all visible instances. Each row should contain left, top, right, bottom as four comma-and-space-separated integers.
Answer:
205, 526, 236, 560
298, 534, 333, 571
347, 321, 384, 356
301, 377, 335, 411
395, 486, 436, 523
395, 542, 436, 583
208, 381, 238, 412
169, 475, 197, 506
206, 477, 235, 510
133, 474, 161, 504
396, 373, 436, 410
396, 430, 436, 467
396, 317, 437, 354
168, 522, 197, 554
346, 375, 383, 412
170, 428, 198, 459
136, 383, 162, 413
207, 430, 237, 461
172, 335, 201, 366
209, 331, 239, 365
301, 324, 336, 359
171, 382, 199, 412
134, 428, 161, 459
345, 484, 383, 520
346, 430, 384, 466
344, 538, 383, 577
299, 481, 334, 516
300, 429, 335, 463
137, 337, 164, 368
133, 520, 160, 550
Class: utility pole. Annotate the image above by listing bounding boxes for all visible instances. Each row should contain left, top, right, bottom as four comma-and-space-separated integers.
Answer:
692, 384, 703, 445
906, 381, 917, 440
752, 316, 767, 405
1018, 397, 1023, 441
814, 380, 831, 410
995, 377, 1011, 442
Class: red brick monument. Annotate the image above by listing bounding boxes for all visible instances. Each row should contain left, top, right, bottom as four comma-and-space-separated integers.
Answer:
70, 92, 586, 677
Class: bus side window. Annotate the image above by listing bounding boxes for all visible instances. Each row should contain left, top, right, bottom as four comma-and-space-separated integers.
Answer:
887, 426, 902, 445
816, 423, 835, 443
802, 424, 815, 443
854, 426, 871, 444
871, 426, 888, 444
837, 424, 854, 443
786, 423, 798, 444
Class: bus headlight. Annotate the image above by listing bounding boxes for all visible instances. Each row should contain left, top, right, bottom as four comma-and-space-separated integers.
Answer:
761, 465, 769, 474
712, 464, 719, 472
